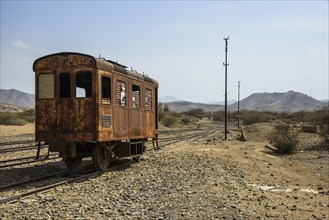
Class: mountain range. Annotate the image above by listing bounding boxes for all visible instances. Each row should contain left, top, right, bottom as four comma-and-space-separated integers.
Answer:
0, 89, 35, 108
162, 91, 327, 113
0, 89, 327, 113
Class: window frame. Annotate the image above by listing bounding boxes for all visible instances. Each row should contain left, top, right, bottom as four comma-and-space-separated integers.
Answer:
132, 84, 140, 109
101, 76, 112, 105
59, 73, 71, 98
115, 80, 126, 107
38, 73, 55, 99
145, 88, 152, 111
75, 71, 92, 98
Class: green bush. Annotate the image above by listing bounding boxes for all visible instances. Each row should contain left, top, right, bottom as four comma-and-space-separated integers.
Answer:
183, 108, 204, 119
313, 107, 329, 143
268, 123, 299, 154
241, 110, 276, 125
180, 115, 191, 125
0, 109, 35, 126
161, 114, 178, 128
212, 110, 235, 122
158, 102, 171, 121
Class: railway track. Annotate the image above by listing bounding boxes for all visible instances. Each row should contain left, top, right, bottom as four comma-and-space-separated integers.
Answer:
0, 140, 41, 153
1, 124, 222, 169
156, 128, 217, 148
0, 141, 55, 169
0, 154, 61, 169
0, 159, 134, 204
0, 125, 221, 204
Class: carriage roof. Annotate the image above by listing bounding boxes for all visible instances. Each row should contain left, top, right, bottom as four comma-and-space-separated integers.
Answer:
33, 52, 158, 87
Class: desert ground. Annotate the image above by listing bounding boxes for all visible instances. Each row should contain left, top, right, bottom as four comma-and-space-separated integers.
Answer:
0, 120, 328, 219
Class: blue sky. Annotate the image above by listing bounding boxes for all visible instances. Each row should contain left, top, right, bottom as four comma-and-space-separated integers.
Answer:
1, 1, 328, 102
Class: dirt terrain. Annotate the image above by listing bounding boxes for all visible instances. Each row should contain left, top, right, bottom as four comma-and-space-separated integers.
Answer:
0, 121, 328, 219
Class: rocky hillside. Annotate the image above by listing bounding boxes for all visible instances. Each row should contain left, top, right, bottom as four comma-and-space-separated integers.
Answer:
229, 91, 325, 112
0, 89, 35, 108
165, 91, 325, 113
165, 101, 223, 113
0, 89, 325, 113
0, 103, 30, 112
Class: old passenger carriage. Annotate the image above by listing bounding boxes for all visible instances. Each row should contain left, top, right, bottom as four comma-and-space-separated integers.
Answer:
33, 52, 159, 170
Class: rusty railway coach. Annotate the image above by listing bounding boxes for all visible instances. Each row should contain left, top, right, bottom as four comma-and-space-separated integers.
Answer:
33, 52, 159, 171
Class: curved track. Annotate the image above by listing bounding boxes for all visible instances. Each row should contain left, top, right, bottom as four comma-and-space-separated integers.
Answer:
0, 159, 134, 204
0, 123, 222, 204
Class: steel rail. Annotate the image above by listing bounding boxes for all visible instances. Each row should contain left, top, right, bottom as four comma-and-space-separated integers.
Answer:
0, 153, 57, 164
157, 130, 211, 148
0, 145, 47, 153
0, 171, 71, 191
0, 160, 134, 204
0, 140, 36, 147
0, 155, 61, 169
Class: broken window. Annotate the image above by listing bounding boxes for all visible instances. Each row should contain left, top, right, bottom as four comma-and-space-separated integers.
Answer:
145, 89, 152, 111
132, 85, 140, 109
38, 74, 54, 99
76, 72, 92, 98
102, 76, 111, 104
59, 73, 71, 98
116, 80, 126, 106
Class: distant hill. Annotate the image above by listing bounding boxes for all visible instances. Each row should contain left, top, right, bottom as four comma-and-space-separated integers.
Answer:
165, 91, 325, 113
0, 103, 30, 112
0, 89, 325, 113
159, 96, 183, 103
166, 101, 223, 113
229, 91, 325, 112
204, 100, 237, 105
0, 89, 34, 108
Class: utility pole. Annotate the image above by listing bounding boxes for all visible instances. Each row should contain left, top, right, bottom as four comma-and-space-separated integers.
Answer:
237, 81, 241, 128
223, 36, 229, 140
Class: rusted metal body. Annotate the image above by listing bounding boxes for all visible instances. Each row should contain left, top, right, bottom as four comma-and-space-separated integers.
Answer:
33, 52, 158, 170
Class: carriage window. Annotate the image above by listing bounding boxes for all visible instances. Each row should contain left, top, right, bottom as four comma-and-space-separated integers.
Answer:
145, 89, 152, 111
38, 74, 54, 99
76, 72, 92, 98
132, 85, 140, 109
102, 76, 111, 104
116, 81, 126, 106
60, 73, 71, 98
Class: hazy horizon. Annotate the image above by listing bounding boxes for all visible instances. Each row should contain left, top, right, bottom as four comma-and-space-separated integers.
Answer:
1, 1, 328, 102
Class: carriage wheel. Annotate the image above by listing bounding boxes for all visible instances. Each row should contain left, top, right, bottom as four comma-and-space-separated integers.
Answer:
65, 157, 82, 170
92, 144, 109, 171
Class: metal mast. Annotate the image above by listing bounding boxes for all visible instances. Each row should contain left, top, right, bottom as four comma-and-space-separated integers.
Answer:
237, 81, 240, 128
223, 36, 229, 140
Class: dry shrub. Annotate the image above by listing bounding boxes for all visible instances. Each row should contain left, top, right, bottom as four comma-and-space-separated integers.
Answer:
268, 123, 299, 154
301, 125, 318, 133
183, 108, 204, 119
242, 110, 276, 125
180, 115, 191, 125
314, 108, 329, 143
161, 114, 178, 128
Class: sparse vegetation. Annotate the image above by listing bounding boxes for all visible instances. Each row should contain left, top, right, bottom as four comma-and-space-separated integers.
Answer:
180, 115, 192, 125
241, 110, 276, 125
161, 114, 178, 127
0, 109, 35, 126
313, 107, 329, 143
211, 110, 235, 122
268, 123, 299, 154
182, 108, 204, 119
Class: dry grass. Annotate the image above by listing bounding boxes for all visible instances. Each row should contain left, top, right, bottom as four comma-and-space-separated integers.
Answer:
0, 123, 35, 137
